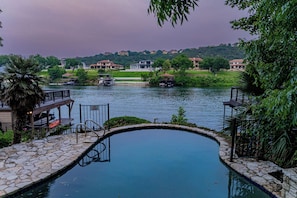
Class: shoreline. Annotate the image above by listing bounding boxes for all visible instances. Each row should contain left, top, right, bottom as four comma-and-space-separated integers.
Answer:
114, 81, 149, 87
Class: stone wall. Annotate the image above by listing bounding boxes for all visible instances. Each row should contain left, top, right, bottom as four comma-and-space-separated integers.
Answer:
282, 168, 297, 198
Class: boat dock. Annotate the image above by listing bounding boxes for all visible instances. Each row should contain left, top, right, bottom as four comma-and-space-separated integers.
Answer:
0, 90, 74, 132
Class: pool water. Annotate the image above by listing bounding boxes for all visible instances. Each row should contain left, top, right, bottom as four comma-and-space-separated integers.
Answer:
21, 129, 272, 198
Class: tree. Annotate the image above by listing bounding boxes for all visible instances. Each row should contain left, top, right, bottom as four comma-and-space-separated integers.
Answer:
170, 54, 193, 86
0, 55, 10, 66
46, 56, 60, 67
199, 56, 229, 74
171, 106, 188, 125
149, 0, 297, 166
162, 59, 171, 73
171, 54, 193, 74
224, 0, 297, 167
76, 68, 88, 85
152, 58, 164, 70
152, 58, 171, 73
148, 0, 198, 26
48, 66, 66, 81
30, 54, 47, 70
65, 58, 81, 69
0, 56, 44, 143
30, 55, 60, 69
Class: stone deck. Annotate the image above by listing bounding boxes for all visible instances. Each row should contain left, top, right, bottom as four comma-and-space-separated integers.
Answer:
0, 124, 295, 197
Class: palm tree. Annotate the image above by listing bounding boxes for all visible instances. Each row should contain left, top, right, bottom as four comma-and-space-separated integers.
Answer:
0, 56, 45, 143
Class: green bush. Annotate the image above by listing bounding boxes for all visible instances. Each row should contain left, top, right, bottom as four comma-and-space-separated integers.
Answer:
0, 131, 13, 148
170, 107, 197, 127
104, 116, 151, 128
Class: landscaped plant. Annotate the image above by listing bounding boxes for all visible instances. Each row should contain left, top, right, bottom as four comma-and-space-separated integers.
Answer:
103, 116, 151, 128
170, 107, 196, 127
0, 56, 45, 144
0, 130, 13, 148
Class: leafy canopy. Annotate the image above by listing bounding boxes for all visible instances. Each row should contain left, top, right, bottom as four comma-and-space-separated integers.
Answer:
199, 57, 229, 74
0, 56, 45, 143
148, 0, 198, 26
148, 0, 297, 166
225, 0, 297, 167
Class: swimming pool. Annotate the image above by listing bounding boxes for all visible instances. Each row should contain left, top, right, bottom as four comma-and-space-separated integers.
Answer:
20, 129, 272, 198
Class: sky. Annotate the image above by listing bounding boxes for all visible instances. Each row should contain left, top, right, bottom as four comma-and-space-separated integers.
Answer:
0, 0, 252, 58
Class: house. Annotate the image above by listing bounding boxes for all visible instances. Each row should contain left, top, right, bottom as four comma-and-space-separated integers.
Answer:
189, 57, 203, 70
229, 59, 246, 71
118, 51, 129, 56
90, 60, 124, 70
104, 52, 113, 56
168, 50, 178, 54
129, 60, 154, 71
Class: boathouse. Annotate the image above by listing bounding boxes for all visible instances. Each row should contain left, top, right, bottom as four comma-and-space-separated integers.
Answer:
159, 73, 175, 88
0, 90, 74, 132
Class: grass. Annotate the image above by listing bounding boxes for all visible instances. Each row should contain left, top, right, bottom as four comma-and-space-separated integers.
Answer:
40, 69, 241, 87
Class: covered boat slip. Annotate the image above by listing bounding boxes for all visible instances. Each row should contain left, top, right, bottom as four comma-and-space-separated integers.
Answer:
30, 90, 74, 131
0, 90, 74, 132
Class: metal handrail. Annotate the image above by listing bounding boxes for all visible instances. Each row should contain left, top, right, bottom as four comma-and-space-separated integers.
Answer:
84, 119, 105, 132
75, 120, 106, 143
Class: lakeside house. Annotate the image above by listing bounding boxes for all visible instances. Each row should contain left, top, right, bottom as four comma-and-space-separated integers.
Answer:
90, 60, 124, 70
117, 50, 129, 56
189, 57, 203, 70
129, 60, 155, 71
229, 59, 246, 71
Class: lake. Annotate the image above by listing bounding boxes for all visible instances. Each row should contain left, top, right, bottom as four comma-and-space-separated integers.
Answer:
46, 85, 232, 131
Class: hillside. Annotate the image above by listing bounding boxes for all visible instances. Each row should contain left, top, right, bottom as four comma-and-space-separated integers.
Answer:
76, 44, 245, 67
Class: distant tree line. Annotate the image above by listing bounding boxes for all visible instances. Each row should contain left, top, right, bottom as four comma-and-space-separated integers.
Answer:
0, 43, 244, 68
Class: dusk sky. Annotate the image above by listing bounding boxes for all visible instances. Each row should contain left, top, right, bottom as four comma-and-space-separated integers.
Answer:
0, 0, 252, 58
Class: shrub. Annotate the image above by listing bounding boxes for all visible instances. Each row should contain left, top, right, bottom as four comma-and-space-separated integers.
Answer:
104, 116, 151, 128
0, 131, 13, 148
170, 107, 197, 127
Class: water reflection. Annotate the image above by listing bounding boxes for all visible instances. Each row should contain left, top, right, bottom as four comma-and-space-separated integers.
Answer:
228, 171, 270, 198
149, 87, 195, 101
78, 137, 111, 166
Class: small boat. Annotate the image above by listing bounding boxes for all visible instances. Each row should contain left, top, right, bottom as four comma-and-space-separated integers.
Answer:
63, 79, 78, 86
98, 74, 115, 86
27, 112, 56, 128
49, 120, 61, 129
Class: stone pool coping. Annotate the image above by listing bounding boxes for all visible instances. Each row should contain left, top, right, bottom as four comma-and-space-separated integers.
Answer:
0, 124, 288, 197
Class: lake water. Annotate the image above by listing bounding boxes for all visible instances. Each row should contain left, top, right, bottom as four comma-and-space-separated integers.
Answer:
46, 85, 232, 131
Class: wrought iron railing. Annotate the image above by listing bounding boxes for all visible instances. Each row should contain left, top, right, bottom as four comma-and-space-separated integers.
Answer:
0, 90, 72, 108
